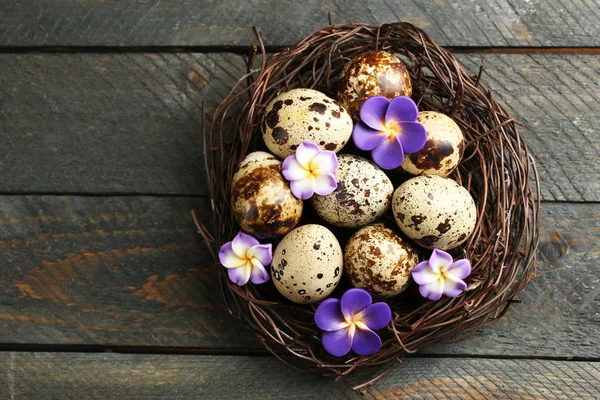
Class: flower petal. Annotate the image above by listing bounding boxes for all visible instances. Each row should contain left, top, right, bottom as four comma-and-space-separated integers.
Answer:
290, 177, 315, 200
247, 244, 273, 267
356, 302, 392, 330
445, 259, 472, 280
295, 142, 320, 169
429, 249, 453, 272
310, 150, 338, 174
385, 96, 418, 124
411, 261, 439, 285
352, 122, 386, 151
231, 232, 259, 258
341, 288, 372, 321
352, 326, 382, 356
442, 276, 467, 297
249, 263, 270, 284
282, 157, 309, 181
371, 136, 404, 170
419, 278, 444, 301
313, 172, 337, 196
315, 298, 349, 331
228, 266, 251, 286
218, 242, 246, 269
322, 327, 353, 357
398, 122, 427, 153
360, 96, 389, 130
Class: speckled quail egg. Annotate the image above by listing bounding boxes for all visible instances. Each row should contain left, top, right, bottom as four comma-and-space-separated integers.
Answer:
337, 50, 412, 120
400, 111, 465, 177
231, 151, 303, 239
312, 154, 393, 228
271, 224, 343, 304
392, 175, 476, 250
262, 88, 353, 159
345, 223, 419, 298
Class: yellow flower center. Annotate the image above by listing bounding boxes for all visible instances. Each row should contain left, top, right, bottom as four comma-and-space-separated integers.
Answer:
384, 120, 401, 141
344, 313, 369, 336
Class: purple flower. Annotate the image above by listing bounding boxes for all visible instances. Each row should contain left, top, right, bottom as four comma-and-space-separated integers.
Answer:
218, 231, 272, 286
353, 96, 427, 170
282, 142, 338, 200
411, 249, 471, 301
315, 288, 391, 357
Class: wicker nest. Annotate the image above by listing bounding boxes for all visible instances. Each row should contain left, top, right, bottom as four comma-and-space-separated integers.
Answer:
198, 22, 540, 387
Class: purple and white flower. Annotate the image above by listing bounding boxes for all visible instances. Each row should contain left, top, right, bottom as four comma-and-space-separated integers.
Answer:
218, 231, 272, 286
411, 249, 471, 301
282, 141, 338, 200
353, 95, 427, 170
315, 288, 391, 357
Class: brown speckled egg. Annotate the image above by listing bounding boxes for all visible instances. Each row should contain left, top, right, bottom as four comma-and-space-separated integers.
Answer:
271, 224, 343, 304
400, 111, 465, 177
392, 175, 476, 250
312, 154, 393, 228
345, 223, 419, 298
231, 151, 303, 239
262, 88, 353, 159
337, 50, 412, 120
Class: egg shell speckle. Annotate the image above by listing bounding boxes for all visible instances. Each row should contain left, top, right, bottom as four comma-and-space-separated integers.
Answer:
392, 175, 477, 250
261, 88, 353, 159
271, 224, 343, 304
345, 223, 419, 298
400, 111, 465, 177
312, 154, 393, 228
231, 151, 303, 239
337, 50, 412, 120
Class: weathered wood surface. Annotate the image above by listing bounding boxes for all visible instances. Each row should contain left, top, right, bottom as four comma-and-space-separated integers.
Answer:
2, 0, 600, 48
0, 353, 598, 399
1, 53, 598, 201
0, 196, 598, 358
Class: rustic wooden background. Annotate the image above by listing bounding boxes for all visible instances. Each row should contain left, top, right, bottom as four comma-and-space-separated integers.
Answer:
0, 1, 599, 398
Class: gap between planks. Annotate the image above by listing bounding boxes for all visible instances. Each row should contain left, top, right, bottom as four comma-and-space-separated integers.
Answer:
0, 46, 599, 55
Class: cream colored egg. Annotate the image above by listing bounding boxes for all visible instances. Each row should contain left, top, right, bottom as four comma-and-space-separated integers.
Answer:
312, 154, 393, 228
392, 175, 477, 250
400, 111, 465, 177
345, 224, 419, 298
337, 50, 412, 120
231, 151, 303, 239
262, 88, 353, 159
271, 224, 343, 304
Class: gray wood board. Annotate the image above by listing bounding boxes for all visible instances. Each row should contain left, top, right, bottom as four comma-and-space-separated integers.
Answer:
0, 196, 598, 358
1, 53, 598, 200
2, 0, 600, 47
0, 352, 598, 399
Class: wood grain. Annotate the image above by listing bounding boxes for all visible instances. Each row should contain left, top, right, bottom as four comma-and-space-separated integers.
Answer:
0, 352, 597, 399
1, 53, 598, 200
2, 0, 600, 48
0, 196, 598, 358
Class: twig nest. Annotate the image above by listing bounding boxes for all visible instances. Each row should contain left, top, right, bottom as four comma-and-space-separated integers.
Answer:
392, 175, 477, 250
344, 223, 419, 297
262, 88, 353, 158
400, 111, 465, 177
337, 50, 412, 120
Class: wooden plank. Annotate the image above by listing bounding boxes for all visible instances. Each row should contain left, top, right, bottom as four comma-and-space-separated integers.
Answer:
1, 53, 598, 201
0, 353, 598, 399
0, 197, 598, 358
2, 0, 600, 48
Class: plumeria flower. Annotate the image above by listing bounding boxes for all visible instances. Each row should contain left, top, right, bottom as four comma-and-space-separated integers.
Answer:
282, 141, 338, 200
218, 231, 272, 286
411, 249, 471, 301
315, 288, 391, 357
353, 95, 427, 170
